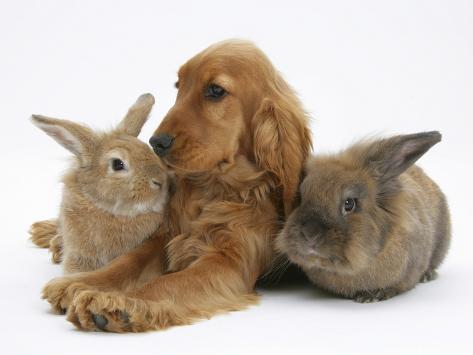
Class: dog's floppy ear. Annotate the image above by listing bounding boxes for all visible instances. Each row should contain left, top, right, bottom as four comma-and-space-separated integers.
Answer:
252, 98, 312, 217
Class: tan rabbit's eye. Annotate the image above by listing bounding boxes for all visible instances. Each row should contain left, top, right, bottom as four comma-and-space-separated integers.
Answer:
343, 198, 356, 215
111, 159, 126, 171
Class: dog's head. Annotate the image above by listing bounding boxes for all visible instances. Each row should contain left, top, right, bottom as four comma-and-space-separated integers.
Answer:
150, 40, 312, 215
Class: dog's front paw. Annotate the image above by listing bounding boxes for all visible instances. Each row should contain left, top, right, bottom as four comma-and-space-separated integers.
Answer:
67, 290, 143, 332
66, 290, 183, 332
42, 277, 91, 313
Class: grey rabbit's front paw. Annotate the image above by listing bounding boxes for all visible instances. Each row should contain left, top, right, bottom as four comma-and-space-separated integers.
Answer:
420, 269, 438, 283
353, 288, 399, 303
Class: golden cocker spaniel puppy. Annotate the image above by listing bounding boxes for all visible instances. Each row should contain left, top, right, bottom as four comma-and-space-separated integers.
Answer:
41, 40, 312, 332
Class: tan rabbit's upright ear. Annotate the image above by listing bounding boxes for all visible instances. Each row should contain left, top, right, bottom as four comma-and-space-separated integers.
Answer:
31, 115, 97, 161
364, 131, 442, 182
117, 93, 155, 137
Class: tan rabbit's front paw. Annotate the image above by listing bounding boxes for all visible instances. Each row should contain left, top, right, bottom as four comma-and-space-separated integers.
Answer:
42, 277, 93, 314
48, 235, 63, 264
29, 219, 58, 248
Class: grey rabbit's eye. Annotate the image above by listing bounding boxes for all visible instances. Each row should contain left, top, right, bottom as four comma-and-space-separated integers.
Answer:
111, 159, 126, 171
343, 198, 356, 214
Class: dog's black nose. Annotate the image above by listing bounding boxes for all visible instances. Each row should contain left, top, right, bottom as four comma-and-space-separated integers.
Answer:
149, 133, 174, 157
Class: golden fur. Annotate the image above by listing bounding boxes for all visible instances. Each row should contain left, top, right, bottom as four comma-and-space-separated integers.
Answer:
39, 40, 312, 331
30, 94, 171, 273
277, 132, 451, 302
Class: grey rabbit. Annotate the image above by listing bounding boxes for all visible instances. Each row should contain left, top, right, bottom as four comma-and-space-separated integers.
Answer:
277, 131, 451, 302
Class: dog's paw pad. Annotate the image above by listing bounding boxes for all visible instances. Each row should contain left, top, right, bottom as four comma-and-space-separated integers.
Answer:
120, 311, 130, 323
92, 313, 108, 330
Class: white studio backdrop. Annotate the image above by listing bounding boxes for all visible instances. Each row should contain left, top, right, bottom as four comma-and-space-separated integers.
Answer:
0, 1, 471, 354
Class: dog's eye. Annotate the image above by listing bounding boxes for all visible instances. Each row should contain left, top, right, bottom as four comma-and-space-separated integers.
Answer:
111, 159, 126, 171
342, 198, 356, 215
204, 84, 227, 100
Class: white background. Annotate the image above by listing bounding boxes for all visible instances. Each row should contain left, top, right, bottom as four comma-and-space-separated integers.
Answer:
1, 0, 472, 354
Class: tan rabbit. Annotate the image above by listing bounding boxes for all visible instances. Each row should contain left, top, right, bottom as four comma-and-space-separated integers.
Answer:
277, 131, 451, 302
29, 94, 171, 274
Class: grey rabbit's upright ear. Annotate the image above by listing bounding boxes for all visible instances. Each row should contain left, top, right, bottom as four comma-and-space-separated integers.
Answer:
117, 93, 155, 137
31, 115, 97, 161
364, 131, 442, 181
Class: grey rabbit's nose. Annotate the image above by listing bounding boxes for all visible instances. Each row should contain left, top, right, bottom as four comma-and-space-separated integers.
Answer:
149, 133, 174, 157
300, 219, 324, 241
301, 224, 315, 241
